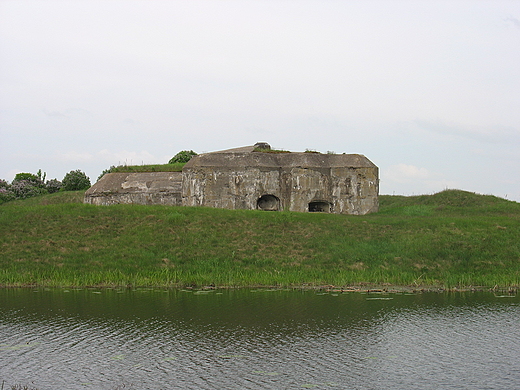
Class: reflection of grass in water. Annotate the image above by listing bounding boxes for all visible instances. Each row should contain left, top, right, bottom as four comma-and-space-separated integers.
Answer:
0, 342, 40, 351
111, 354, 125, 360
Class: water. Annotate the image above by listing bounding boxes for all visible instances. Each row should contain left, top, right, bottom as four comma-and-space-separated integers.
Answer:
0, 288, 519, 389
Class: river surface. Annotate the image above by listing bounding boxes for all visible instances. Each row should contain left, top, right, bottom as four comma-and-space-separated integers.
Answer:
0, 288, 519, 390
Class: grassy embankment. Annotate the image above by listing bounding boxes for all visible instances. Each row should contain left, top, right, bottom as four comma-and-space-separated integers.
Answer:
0, 189, 519, 289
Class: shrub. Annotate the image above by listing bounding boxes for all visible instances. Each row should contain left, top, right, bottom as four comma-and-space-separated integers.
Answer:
10, 180, 48, 199
1, 171, 64, 202
0, 179, 10, 189
1, 173, 50, 202
14, 172, 39, 182
0, 187, 15, 203
169, 150, 197, 164
13, 172, 45, 188
46, 178, 63, 193
62, 170, 91, 191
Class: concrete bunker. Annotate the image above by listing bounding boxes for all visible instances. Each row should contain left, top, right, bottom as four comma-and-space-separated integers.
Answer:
308, 201, 331, 213
257, 194, 280, 211
85, 143, 379, 215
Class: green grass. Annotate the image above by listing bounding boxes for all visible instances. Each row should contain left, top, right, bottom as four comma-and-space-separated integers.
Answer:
103, 163, 185, 174
1, 189, 519, 289
253, 148, 291, 153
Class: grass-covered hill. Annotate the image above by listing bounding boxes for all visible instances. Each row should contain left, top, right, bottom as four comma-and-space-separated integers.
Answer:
1, 189, 518, 289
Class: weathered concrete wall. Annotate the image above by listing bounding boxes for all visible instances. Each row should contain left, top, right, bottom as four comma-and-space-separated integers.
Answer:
182, 167, 282, 210
182, 152, 379, 215
84, 172, 182, 206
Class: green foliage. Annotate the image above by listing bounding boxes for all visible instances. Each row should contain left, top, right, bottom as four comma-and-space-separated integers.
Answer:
0, 182, 16, 203
10, 171, 47, 200
169, 150, 197, 164
46, 178, 62, 193
62, 169, 91, 191
14, 172, 41, 184
0, 171, 64, 203
10, 180, 48, 199
13, 171, 47, 188
37, 169, 46, 183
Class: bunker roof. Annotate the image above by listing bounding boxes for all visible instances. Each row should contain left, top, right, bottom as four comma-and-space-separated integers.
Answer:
183, 143, 377, 169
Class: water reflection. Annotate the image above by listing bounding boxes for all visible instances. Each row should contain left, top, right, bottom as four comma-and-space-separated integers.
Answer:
0, 289, 518, 389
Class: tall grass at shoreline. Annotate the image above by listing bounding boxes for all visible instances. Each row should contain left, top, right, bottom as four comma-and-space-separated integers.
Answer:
1, 190, 519, 288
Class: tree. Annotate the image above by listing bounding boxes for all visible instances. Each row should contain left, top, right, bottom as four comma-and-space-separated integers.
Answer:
0, 179, 15, 204
169, 150, 197, 164
10, 180, 47, 199
46, 179, 62, 193
13, 172, 44, 187
11, 171, 48, 199
62, 170, 91, 191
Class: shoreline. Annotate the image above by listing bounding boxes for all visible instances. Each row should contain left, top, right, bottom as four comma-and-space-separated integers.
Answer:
1, 283, 517, 294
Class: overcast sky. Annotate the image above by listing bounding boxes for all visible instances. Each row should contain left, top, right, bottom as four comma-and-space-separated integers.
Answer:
1, 0, 519, 201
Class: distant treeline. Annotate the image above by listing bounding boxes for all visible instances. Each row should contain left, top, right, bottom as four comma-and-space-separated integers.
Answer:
0, 169, 90, 204
0, 150, 198, 204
